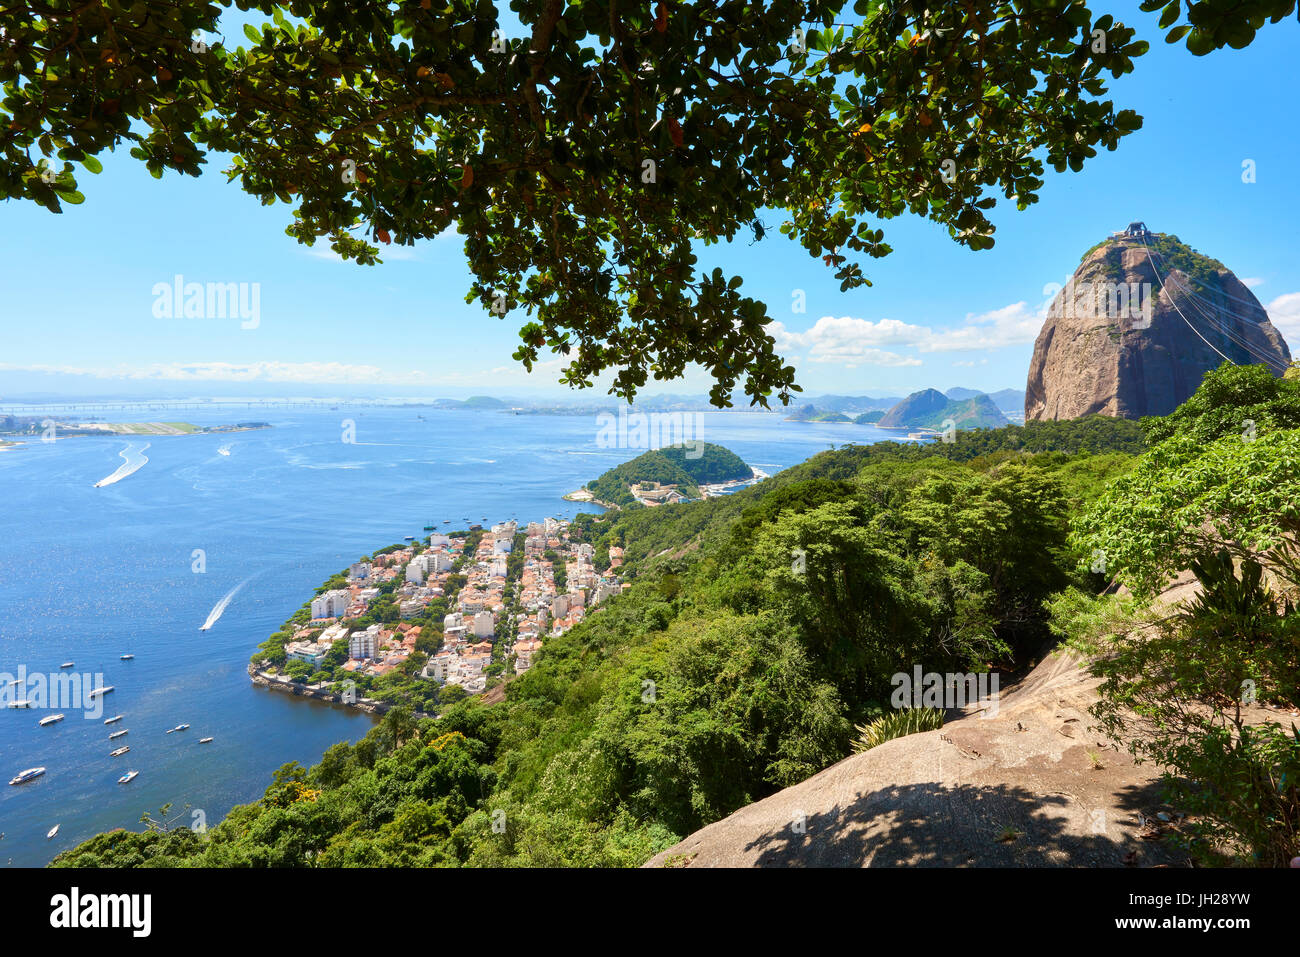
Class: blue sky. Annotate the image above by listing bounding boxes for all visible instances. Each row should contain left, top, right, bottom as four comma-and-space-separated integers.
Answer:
2, 3, 1297, 403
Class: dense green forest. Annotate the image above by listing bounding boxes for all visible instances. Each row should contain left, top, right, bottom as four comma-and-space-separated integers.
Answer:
584, 441, 753, 507
53, 370, 1300, 868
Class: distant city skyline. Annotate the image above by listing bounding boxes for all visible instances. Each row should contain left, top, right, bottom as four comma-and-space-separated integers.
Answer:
2, 8, 1297, 403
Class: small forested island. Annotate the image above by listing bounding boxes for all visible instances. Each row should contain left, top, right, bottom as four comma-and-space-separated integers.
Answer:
54, 368, 1300, 869
578, 441, 755, 507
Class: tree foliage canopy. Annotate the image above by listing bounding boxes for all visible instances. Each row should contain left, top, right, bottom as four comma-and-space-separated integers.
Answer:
0, 0, 1167, 404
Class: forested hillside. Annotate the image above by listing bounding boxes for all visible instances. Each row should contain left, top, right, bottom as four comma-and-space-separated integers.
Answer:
53, 372, 1300, 867
584, 442, 752, 506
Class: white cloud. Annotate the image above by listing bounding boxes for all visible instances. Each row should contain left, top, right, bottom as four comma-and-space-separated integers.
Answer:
1265, 292, 1300, 340
0, 360, 430, 385
0, 360, 514, 387
1242, 277, 1265, 288
769, 298, 1044, 369
952, 359, 989, 367
769, 317, 925, 366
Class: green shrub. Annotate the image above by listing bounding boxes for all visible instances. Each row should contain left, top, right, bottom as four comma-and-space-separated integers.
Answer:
852, 707, 944, 753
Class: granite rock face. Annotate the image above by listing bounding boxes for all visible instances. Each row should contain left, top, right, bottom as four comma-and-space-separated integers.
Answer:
1026, 231, 1291, 421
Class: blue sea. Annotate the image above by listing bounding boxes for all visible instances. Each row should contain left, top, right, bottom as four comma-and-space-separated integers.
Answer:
0, 405, 902, 866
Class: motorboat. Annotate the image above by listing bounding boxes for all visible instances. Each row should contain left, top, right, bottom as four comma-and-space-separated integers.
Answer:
8, 767, 45, 786
59, 662, 74, 669
86, 685, 114, 698
199, 737, 214, 744
47, 824, 59, 839
117, 770, 139, 784
109, 730, 128, 740
109, 746, 130, 757
165, 723, 190, 734
104, 715, 124, 724
38, 714, 65, 726
120, 654, 135, 660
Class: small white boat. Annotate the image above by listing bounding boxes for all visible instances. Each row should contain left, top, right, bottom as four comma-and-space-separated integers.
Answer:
104, 715, 124, 725
109, 746, 130, 757
117, 770, 138, 785
120, 654, 135, 661
8, 767, 46, 786
39, 714, 65, 727
199, 737, 214, 744
109, 730, 128, 740
165, 723, 190, 734
86, 685, 114, 698
6, 679, 19, 687
7, 700, 31, 709
47, 824, 59, 839
59, 662, 75, 669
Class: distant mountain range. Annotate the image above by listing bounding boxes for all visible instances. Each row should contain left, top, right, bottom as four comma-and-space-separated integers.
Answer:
784, 387, 1025, 429
876, 390, 1008, 430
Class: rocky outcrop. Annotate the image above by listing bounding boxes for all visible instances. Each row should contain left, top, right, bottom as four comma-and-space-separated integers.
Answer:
1026, 230, 1291, 421
646, 650, 1191, 867
643, 575, 1214, 868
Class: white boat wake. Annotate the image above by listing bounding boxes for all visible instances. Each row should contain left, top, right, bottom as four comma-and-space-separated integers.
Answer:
217, 444, 232, 456
94, 443, 151, 488
199, 575, 255, 631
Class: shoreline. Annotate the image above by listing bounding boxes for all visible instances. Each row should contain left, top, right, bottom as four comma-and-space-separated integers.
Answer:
698, 467, 769, 497
561, 489, 620, 509
247, 663, 431, 720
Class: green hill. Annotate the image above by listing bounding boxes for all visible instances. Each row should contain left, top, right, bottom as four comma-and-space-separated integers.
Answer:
878, 389, 1009, 430
585, 442, 753, 507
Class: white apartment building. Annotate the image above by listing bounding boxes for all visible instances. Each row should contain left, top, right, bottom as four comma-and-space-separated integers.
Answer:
286, 641, 328, 667
472, 610, 495, 639
310, 588, 351, 620
349, 625, 381, 660
422, 653, 457, 683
